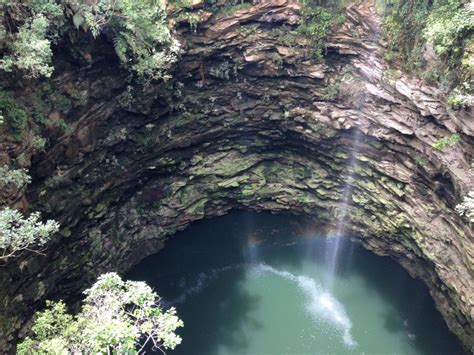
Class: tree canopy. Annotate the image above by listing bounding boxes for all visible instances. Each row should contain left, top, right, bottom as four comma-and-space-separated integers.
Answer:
18, 272, 183, 354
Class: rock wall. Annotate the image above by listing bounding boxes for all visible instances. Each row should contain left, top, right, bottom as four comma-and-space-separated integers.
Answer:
0, 1, 473, 352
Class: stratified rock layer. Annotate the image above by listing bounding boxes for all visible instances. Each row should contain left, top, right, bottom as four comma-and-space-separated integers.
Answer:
0, 1, 473, 353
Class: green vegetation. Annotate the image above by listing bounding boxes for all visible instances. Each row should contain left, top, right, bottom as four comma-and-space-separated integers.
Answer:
174, 10, 203, 32
270, 1, 346, 59
423, 0, 472, 57
217, 2, 252, 16
456, 191, 474, 223
209, 60, 240, 80
0, 0, 179, 81
298, 0, 345, 59
31, 136, 47, 152
168, 0, 252, 32
382, 68, 402, 83
381, 0, 473, 106
382, 0, 430, 72
432, 133, 460, 151
0, 166, 31, 188
447, 86, 471, 109
18, 273, 183, 354
74, 0, 179, 81
201, 0, 252, 14
323, 80, 340, 101
272, 28, 301, 48
322, 72, 362, 103
0, 207, 59, 260
1, 14, 54, 78
0, 0, 64, 78
0, 91, 28, 140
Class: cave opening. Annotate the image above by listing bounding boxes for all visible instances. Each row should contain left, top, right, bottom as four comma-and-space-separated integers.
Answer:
127, 211, 464, 355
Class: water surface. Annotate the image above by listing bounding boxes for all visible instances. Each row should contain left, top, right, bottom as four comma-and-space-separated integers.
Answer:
127, 212, 463, 355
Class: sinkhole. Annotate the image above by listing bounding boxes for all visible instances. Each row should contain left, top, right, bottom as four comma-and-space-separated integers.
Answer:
127, 212, 464, 355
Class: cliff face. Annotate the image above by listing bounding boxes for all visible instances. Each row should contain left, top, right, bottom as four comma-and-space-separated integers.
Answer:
0, 1, 473, 352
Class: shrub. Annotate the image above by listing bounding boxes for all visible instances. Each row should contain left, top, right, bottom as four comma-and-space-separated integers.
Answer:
0, 0, 179, 81
298, 1, 345, 59
323, 81, 340, 100
0, 0, 64, 78
382, 0, 473, 101
69, 0, 180, 82
0, 15, 54, 78
18, 273, 183, 354
423, 0, 472, 57
382, 0, 430, 72
31, 136, 47, 152
0, 166, 31, 188
0, 91, 28, 139
456, 191, 474, 223
209, 60, 239, 80
432, 133, 460, 151
447, 86, 471, 109
0, 207, 59, 260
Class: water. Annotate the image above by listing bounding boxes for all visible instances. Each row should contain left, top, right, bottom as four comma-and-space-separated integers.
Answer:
326, 128, 362, 290
127, 212, 464, 355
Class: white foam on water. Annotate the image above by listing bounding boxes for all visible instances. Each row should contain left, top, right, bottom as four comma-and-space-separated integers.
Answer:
164, 262, 358, 349
251, 263, 358, 349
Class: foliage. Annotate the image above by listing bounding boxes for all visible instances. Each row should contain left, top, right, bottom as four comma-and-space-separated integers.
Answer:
31, 136, 47, 152
271, 28, 301, 48
168, 1, 251, 33
68, 0, 180, 82
0, 91, 28, 139
182, 0, 252, 14
432, 133, 460, 151
217, 2, 251, 16
456, 191, 474, 223
382, 0, 430, 72
423, 0, 472, 57
0, 166, 31, 188
322, 72, 361, 102
0, 0, 179, 81
447, 86, 471, 109
323, 81, 340, 100
174, 10, 202, 32
382, 0, 473, 102
56, 118, 71, 134
424, 0, 473, 106
0, 207, 59, 260
1, 15, 53, 78
382, 68, 402, 82
209, 60, 240, 80
0, 0, 64, 78
18, 272, 183, 354
298, 1, 345, 59
17, 301, 74, 354
168, 0, 194, 8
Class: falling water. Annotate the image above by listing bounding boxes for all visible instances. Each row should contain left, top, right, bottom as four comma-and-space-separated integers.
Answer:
243, 213, 259, 263
325, 128, 362, 289
322, 0, 385, 289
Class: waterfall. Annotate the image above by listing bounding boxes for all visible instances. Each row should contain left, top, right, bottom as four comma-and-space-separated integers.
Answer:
243, 213, 260, 263
325, 129, 362, 289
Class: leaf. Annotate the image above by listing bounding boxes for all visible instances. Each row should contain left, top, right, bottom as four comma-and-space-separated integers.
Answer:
72, 14, 84, 29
